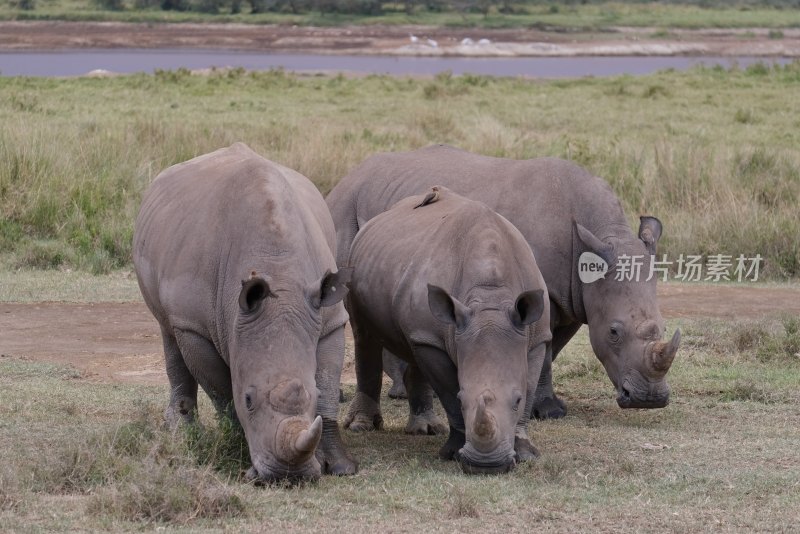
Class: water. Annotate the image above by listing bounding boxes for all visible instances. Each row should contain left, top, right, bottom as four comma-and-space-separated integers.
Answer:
0, 49, 791, 78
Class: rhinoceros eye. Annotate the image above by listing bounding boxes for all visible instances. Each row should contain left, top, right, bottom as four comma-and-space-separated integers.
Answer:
245, 392, 254, 411
511, 392, 523, 412
609, 324, 622, 343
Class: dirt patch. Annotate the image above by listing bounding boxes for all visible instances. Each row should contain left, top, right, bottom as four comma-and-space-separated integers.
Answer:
1, 21, 799, 57
1, 283, 798, 387
0, 302, 165, 385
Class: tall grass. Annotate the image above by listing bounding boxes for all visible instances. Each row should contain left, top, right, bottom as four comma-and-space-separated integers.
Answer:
1, 64, 799, 277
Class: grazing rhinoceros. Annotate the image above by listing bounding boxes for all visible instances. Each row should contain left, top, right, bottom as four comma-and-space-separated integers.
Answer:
344, 187, 551, 474
326, 145, 680, 419
133, 143, 357, 482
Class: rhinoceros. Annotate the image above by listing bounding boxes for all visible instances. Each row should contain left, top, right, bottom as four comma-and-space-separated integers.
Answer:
326, 145, 680, 419
344, 187, 551, 474
133, 143, 357, 481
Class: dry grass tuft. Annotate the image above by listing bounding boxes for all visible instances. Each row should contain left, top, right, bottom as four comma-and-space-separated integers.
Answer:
720, 380, 787, 404
88, 466, 245, 523
0, 470, 22, 512
446, 488, 480, 519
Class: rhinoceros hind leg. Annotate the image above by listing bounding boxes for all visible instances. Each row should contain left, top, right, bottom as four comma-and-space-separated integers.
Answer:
532, 395, 567, 420
344, 391, 383, 432
344, 319, 384, 432
383, 351, 408, 399
531, 347, 567, 420
160, 326, 198, 428
403, 363, 447, 435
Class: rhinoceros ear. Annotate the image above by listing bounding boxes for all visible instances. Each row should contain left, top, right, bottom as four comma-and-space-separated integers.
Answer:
574, 220, 614, 266
239, 275, 275, 313
312, 268, 352, 308
428, 284, 472, 331
510, 289, 544, 328
638, 216, 663, 255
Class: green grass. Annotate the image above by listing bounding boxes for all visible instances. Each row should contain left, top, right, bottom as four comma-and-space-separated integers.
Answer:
1, 315, 798, 531
0, 269, 142, 302
2, 65, 800, 278
5, 0, 800, 29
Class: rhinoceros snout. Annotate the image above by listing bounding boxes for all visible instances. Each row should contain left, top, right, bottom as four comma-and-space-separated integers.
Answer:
458, 441, 516, 475
245, 460, 321, 485
616, 384, 670, 409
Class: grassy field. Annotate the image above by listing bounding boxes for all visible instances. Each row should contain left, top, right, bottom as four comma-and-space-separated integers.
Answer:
1, 311, 798, 531
5, 0, 800, 28
2, 64, 800, 278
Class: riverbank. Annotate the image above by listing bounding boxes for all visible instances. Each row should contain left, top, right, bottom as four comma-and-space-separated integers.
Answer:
3, 21, 800, 57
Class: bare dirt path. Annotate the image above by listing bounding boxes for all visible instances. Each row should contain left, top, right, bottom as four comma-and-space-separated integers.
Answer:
2, 21, 800, 57
1, 283, 798, 387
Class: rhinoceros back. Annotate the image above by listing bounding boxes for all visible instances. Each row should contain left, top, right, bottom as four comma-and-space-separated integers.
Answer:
329, 144, 631, 323
134, 143, 346, 360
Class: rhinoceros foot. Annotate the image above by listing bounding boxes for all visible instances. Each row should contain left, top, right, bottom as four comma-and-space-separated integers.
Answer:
438, 427, 466, 461
387, 381, 408, 399
344, 391, 383, 432
163, 397, 197, 429
514, 435, 540, 463
404, 410, 448, 435
317, 418, 359, 476
531, 394, 567, 420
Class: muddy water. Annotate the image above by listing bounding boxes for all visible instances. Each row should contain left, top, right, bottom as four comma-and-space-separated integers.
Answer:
0, 49, 791, 77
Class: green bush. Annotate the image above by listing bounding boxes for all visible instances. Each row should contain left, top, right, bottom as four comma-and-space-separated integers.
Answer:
93, 0, 125, 10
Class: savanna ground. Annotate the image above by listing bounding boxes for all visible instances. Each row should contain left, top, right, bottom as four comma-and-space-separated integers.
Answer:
1, 273, 799, 532
1, 35, 800, 531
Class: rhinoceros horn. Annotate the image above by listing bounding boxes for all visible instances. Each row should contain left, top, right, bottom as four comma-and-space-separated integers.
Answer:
473, 393, 497, 440
294, 415, 323, 454
649, 329, 681, 374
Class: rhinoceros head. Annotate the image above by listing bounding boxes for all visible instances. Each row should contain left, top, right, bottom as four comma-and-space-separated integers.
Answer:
231, 269, 350, 482
428, 284, 545, 474
575, 217, 680, 409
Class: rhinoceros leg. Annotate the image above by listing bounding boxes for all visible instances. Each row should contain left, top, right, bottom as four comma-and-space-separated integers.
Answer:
173, 328, 234, 419
515, 342, 548, 463
315, 325, 358, 475
412, 346, 466, 461
532, 322, 580, 420
343, 319, 384, 432
161, 325, 198, 428
403, 362, 448, 435
383, 351, 408, 399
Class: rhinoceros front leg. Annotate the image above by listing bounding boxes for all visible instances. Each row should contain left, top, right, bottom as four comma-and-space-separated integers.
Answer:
315, 325, 358, 475
383, 350, 408, 399
532, 322, 580, 420
515, 342, 548, 462
412, 345, 466, 462
403, 362, 448, 436
172, 328, 234, 419
343, 319, 384, 432
160, 325, 198, 428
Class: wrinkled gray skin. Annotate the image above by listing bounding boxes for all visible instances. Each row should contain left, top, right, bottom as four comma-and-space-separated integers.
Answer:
326, 145, 680, 420
344, 188, 551, 474
134, 143, 357, 482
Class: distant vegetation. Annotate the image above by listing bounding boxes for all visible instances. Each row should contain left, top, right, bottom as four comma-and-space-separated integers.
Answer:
5, 0, 800, 26
1, 63, 799, 278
